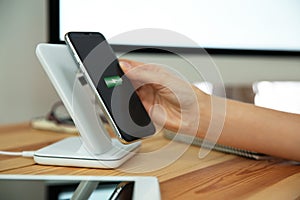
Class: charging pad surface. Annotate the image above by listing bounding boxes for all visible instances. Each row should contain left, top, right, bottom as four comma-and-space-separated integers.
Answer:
34, 137, 140, 168
35, 43, 141, 168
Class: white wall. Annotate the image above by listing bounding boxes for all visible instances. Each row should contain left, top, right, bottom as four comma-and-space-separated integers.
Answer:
1, 0, 300, 125
0, 0, 58, 125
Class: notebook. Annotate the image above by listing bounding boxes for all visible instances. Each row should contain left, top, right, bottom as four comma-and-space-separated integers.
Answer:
163, 130, 270, 160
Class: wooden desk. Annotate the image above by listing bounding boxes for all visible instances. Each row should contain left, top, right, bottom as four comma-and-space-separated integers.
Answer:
0, 123, 299, 199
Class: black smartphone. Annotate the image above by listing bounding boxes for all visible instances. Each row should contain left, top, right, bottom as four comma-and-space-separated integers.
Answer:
65, 32, 156, 143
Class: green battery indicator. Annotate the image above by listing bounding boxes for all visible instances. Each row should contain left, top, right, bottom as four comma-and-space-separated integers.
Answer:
104, 76, 123, 88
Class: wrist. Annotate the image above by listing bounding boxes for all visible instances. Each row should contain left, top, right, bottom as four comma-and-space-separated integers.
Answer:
182, 86, 212, 137
195, 88, 212, 137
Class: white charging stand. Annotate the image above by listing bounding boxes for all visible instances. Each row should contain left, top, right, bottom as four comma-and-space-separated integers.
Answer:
34, 43, 140, 168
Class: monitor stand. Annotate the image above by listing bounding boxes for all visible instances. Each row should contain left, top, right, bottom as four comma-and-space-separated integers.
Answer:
34, 44, 140, 168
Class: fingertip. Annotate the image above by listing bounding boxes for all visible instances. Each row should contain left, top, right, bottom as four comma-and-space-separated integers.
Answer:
119, 60, 132, 72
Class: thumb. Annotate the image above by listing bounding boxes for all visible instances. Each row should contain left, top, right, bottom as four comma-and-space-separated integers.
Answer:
119, 59, 150, 82
119, 59, 173, 86
119, 60, 133, 73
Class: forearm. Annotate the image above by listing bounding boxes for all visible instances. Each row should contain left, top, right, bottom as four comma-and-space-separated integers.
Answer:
198, 93, 300, 161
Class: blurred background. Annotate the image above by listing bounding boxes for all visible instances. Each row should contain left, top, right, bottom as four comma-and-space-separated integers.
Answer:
1, 0, 300, 125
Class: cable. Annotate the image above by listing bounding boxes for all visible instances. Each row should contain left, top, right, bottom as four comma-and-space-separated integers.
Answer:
0, 150, 35, 157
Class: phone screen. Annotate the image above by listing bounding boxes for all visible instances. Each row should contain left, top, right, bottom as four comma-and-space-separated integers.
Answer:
65, 32, 156, 142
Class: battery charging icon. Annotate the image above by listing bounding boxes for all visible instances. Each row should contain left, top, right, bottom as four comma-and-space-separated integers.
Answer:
104, 76, 123, 88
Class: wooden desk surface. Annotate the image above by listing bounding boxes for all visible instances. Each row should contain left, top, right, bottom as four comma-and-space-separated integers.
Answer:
0, 123, 299, 199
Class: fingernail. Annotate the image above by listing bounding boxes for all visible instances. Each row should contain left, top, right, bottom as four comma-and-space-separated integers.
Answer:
119, 61, 131, 72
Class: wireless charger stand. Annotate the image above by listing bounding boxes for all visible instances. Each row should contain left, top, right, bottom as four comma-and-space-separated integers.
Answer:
34, 43, 140, 168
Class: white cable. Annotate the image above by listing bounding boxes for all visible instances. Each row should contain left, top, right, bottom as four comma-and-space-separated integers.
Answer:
0, 150, 35, 157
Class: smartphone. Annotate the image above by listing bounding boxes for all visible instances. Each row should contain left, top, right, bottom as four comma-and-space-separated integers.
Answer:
65, 32, 156, 143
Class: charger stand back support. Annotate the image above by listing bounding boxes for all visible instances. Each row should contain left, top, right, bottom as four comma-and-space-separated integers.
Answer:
34, 43, 140, 168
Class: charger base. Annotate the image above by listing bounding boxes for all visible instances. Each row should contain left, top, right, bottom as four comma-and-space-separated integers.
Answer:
34, 137, 140, 168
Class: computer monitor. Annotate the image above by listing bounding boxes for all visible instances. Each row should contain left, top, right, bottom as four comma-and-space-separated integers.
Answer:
48, 0, 300, 55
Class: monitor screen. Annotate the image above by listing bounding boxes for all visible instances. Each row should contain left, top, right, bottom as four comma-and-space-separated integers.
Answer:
49, 0, 300, 54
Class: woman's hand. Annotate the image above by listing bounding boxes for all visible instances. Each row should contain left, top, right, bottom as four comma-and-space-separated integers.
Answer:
119, 59, 209, 135
119, 59, 300, 161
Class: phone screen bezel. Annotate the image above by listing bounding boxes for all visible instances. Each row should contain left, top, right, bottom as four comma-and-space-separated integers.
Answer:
65, 32, 156, 143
